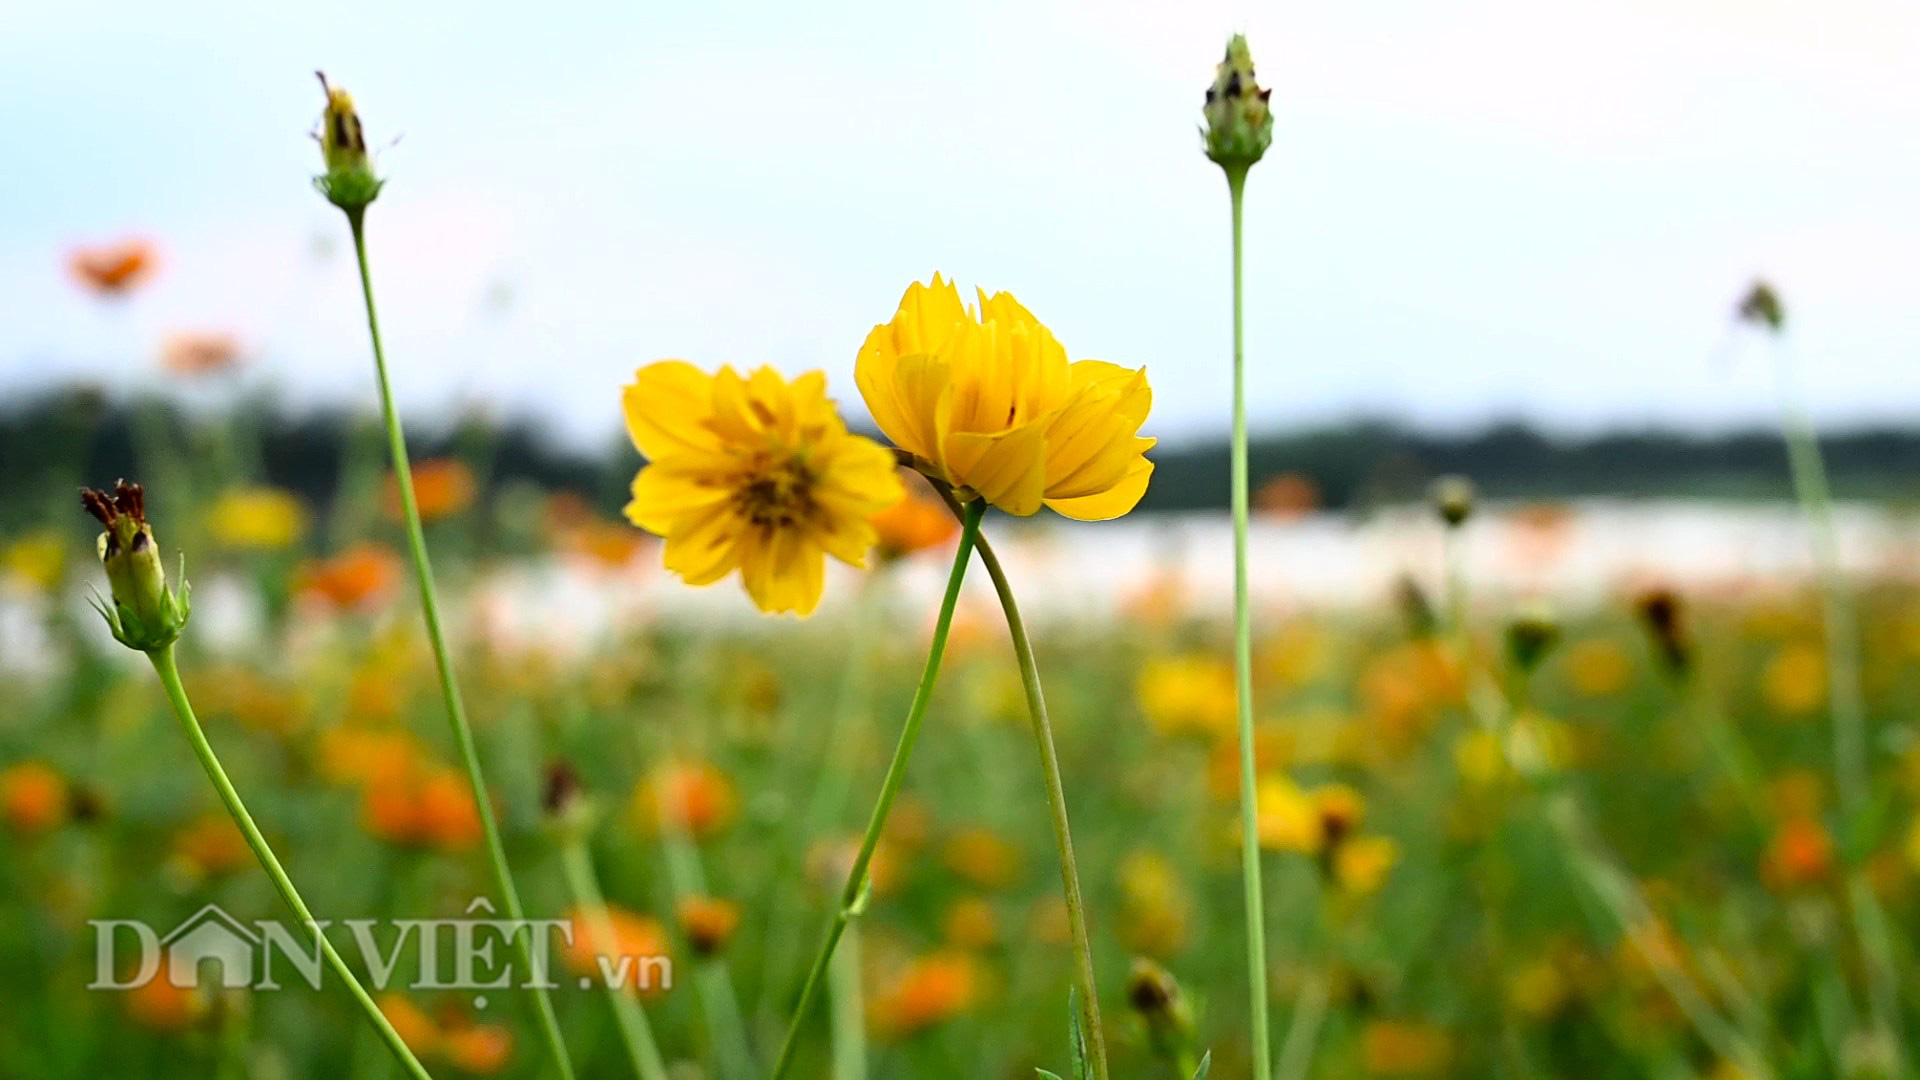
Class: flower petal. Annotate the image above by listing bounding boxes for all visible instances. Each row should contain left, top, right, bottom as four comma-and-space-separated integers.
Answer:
623, 361, 719, 459
1044, 456, 1153, 521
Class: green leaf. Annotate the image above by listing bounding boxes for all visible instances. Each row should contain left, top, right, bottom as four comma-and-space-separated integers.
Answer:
1192, 1050, 1212, 1080
1036, 1072, 1066, 1080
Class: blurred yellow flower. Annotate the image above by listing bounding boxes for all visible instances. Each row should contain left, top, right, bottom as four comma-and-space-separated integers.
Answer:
1452, 730, 1507, 789
622, 361, 901, 615
1138, 654, 1237, 740
1761, 642, 1826, 716
944, 826, 1021, 890
205, 487, 310, 550
2, 529, 66, 591
1564, 638, 1632, 697
1333, 834, 1398, 895
855, 275, 1155, 518
1117, 850, 1190, 957
1256, 776, 1320, 853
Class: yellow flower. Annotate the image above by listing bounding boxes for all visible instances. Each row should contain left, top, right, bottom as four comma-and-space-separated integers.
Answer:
205, 487, 310, 551
1361, 1020, 1453, 1075
1761, 642, 1826, 716
3, 528, 67, 591
1333, 835, 1398, 895
622, 362, 902, 615
855, 276, 1154, 519
1138, 654, 1237, 740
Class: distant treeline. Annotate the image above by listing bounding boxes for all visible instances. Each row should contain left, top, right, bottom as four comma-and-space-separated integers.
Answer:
6, 389, 1920, 531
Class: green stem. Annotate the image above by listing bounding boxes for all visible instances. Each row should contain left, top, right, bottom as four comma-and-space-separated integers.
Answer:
655, 788, 755, 1080
965, 523, 1110, 1080
557, 838, 672, 1080
829, 924, 868, 1080
770, 501, 984, 1080
147, 645, 433, 1080
344, 211, 577, 1080
1226, 165, 1274, 1080
1769, 337, 1905, 1065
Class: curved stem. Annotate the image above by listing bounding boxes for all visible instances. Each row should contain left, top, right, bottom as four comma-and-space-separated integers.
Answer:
556, 838, 671, 1080
770, 501, 984, 1080
345, 212, 577, 1080
966, 524, 1110, 1080
148, 645, 434, 1080
1226, 165, 1274, 1080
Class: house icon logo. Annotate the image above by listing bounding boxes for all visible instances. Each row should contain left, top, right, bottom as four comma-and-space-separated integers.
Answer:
159, 904, 259, 988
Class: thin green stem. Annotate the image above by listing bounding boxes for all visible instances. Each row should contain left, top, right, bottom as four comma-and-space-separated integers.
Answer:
557, 838, 672, 1080
345, 212, 577, 1080
147, 645, 433, 1080
965, 523, 1109, 1080
1226, 165, 1274, 1080
655, 790, 755, 1080
770, 501, 984, 1080
1768, 338, 1906, 1067
829, 924, 868, 1080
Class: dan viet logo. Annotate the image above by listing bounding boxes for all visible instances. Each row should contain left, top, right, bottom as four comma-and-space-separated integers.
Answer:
89, 899, 673, 997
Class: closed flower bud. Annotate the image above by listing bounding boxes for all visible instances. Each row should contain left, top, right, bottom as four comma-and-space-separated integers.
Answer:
1203, 35, 1274, 172
1737, 280, 1784, 334
81, 480, 190, 653
1635, 587, 1692, 677
540, 759, 599, 840
1505, 603, 1561, 677
1431, 475, 1476, 528
1126, 958, 1196, 1064
314, 72, 384, 213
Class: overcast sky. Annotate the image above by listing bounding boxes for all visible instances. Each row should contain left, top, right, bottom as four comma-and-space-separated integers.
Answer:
4, 0, 1918, 449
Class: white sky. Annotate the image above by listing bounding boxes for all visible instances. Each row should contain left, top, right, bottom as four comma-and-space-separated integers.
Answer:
3, 0, 1918, 449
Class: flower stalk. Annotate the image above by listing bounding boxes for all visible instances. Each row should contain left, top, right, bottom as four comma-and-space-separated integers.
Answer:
151, 645, 434, 1080
771, 500, 984, 1079
317, 81, 577, 1076
948, 494, 1110, 1080
555, 834, 671, 1080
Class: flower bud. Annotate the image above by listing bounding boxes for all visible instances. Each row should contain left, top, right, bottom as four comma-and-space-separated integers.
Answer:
1635, 587, 1692, 678
81, 480, 190, 653
540, 759, 599, 841
1203, 35, 1273, 173
1126, 958, 1197, 1064
1431, 475, 1476, 528
314, 72, 384, 213
1737, 280, 1784, 334
1505, 602, 1561, 677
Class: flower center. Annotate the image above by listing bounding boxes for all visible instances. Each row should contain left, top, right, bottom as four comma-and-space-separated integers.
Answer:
734, 452, 816, 529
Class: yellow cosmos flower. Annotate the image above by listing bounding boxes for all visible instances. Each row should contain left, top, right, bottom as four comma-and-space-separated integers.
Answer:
205, 487, 310, 551
856, 275, 1155, 518
623, 362, 903, 615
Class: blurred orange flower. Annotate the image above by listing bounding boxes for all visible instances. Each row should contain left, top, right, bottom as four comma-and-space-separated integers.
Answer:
439, 1022, 514, 1074
362, 763, 482, 851
297, 544, 402, 610
160, 332, 242, 376
1361, 1019, 1453, 1075
378, 994, 440, 1057
869, 472, 959, 561
1256, 471, 1319, 520
172, 813, 251, 879
562, 906, 670, 995
676, 895, 743, 957
944, 826, 1021, 891
1, 761, 68, 835
636, 761, 736, 839
385, 459, 477, 522
69, 237, 157, 296
871, 951, 978, 1037
125, 958, 208, 1031
1762, 816, 1833, 891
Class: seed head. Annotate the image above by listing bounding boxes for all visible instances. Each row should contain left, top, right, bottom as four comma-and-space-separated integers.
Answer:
80, 480, 190, 653
1203, 35, 1273, 173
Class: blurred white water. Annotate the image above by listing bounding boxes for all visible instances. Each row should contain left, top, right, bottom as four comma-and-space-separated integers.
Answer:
8, 500, 1918, 677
